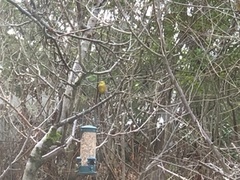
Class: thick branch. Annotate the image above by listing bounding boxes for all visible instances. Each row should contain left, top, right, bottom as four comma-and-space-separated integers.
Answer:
56, 92, 120, 128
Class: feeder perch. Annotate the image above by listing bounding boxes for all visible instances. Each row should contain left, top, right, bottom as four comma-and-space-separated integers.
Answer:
76, 125, 97, 175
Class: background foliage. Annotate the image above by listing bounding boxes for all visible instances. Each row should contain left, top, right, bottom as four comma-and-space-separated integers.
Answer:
0, 0, 240, 179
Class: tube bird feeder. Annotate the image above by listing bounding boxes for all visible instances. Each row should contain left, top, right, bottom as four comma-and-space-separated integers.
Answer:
76, 125, 97, 175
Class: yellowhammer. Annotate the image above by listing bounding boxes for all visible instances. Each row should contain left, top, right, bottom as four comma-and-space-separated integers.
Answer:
98, 81, 106, 94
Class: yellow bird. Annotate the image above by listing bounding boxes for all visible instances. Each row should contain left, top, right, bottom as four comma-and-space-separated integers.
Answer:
98, 81, 106, 94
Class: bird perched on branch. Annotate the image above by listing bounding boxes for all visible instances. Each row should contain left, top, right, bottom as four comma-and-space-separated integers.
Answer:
98, 81, 107, 95
96, 81, 107, 124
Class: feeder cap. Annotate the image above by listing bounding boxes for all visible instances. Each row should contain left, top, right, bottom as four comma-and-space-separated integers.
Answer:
80, 125, 97, 132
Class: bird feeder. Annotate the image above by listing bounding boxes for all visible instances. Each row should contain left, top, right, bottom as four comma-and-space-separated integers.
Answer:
76, 125, 97, 175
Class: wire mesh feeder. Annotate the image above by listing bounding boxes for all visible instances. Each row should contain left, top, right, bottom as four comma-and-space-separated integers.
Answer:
76, 125, 97, 175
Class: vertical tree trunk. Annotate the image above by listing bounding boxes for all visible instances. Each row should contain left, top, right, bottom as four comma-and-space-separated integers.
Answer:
21, 1, 106, 179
